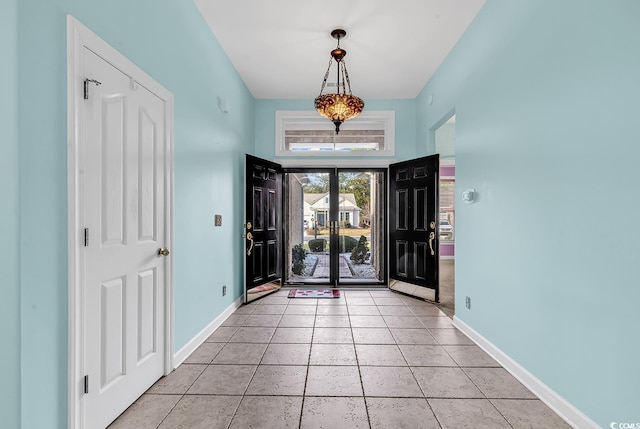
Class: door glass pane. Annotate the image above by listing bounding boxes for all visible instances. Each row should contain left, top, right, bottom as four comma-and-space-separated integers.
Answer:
284, 172, 331, 283
338, 171, 384, 283
436, 114, 456, 245
284, 170, 385, 285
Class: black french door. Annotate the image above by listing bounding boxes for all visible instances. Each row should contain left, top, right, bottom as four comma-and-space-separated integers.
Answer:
389, 155, 440, 301
244, 154, 439, 299
244, 155, 283, 302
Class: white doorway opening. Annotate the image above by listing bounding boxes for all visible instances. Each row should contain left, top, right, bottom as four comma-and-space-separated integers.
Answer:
434, 113, 456, 316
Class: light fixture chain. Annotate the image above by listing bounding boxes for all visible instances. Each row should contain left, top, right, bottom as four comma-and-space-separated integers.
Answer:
313, 28, 364, 135
342, 60, 353, 95
318, 57, 333, 96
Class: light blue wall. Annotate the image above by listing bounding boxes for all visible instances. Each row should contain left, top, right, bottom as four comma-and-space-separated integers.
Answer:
254, 98, 417, 161
17, 1, 254, 427
12, 0, 640, 427
0, 0, 21, 427
417, 0, 640, 425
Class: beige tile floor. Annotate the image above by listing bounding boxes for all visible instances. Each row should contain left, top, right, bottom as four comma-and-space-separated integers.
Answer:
109, 289, 571, 429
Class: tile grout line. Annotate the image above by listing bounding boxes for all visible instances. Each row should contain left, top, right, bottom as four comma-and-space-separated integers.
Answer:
350, 290, 373, 429
114, 290, 565, 428
426, 333, 516, 427
152, 393, 184, 429
153, 343, 223, 429
400, 326, 445, 429
297, 299, 318, 429
377, 293, 446, 429
223, 305, 282, 429
215, 316, 247, 429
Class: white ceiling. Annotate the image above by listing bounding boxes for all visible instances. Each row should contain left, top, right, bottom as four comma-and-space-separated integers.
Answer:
193, 0, 486, 100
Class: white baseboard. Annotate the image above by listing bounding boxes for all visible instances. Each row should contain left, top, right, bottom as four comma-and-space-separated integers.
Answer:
172, 296, 243, 367
453, 317, 598, 429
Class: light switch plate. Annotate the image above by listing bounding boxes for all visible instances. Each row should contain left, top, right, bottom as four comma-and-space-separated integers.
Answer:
215, 214, 222, 227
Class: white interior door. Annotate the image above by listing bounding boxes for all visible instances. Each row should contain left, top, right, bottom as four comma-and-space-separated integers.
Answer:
82, 47, 168, 429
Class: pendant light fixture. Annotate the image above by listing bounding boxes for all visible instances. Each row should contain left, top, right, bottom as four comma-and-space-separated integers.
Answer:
314, 29, 365, 134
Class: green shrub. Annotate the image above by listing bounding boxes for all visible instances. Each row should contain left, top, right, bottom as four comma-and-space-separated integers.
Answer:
291, 244, 308, 275
338, 235, 358, 253
350, 235, 370, 265
308, 239, 327, 252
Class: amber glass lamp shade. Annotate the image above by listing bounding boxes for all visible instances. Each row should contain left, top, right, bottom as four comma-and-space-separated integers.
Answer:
314, 93, 365, 134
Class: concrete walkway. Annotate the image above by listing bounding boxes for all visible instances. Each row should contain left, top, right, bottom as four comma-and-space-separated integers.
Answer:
309, 253, 352, 278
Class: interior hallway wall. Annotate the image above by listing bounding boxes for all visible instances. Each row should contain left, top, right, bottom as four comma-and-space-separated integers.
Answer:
17, 1, 254, 427
0, 0, 21, 427
417, 0, 640, 425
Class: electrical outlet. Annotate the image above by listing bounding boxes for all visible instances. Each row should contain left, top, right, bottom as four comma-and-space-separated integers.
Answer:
222, 285, 227, 296
465, 296, 471, 309
215, 214, 222, 227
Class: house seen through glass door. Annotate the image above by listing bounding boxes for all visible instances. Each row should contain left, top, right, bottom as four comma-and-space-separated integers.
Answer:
284, 169, 385, 286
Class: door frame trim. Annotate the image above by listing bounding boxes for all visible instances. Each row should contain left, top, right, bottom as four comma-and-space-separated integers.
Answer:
67, 16, 175, 429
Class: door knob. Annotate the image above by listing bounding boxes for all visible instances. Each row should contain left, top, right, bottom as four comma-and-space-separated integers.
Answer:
157, 248, 170, 257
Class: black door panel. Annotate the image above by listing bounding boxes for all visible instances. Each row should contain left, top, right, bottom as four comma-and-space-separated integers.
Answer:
245, 155, 282, 301
389, 155, 440, 301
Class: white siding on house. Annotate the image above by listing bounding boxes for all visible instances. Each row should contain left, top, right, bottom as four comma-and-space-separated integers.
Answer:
303, 192, 361, 228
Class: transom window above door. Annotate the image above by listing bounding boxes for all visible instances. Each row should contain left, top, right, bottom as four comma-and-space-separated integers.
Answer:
275, 110, 395, 157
